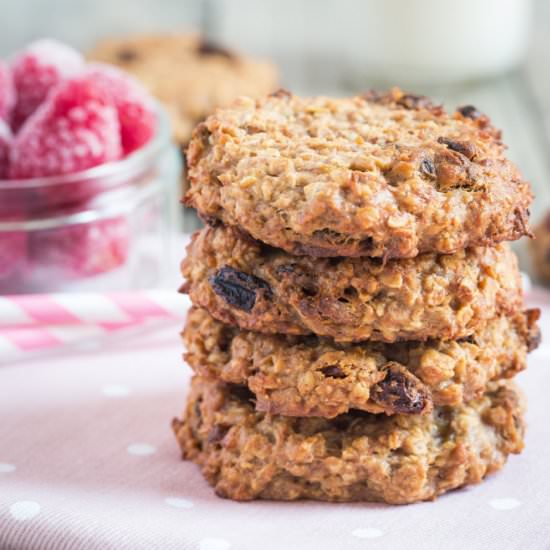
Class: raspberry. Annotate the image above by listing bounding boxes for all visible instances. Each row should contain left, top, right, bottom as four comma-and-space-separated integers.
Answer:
30, 217, 129, 278
9, 75, 122, 179
87, 64, 156, 155
0, 60, 15, 122
0, 119, 11, 178
0, 231, 27, 283
11, 39, 84, 131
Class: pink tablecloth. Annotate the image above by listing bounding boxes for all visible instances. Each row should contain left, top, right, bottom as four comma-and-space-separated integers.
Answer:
1, 291, 549, 550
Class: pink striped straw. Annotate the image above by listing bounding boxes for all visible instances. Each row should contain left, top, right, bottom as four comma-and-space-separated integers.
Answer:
0, 290, 189, 362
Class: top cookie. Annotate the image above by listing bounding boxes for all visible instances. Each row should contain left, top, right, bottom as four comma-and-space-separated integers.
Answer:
185, 88, 532, 258
89, 33, 279, 146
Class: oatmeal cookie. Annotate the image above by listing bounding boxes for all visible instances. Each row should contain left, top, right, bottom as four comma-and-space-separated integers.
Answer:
89, 33, 278, 146
183, 307, 539, 418
173, 376, 525, 504
181, 225, 523, 342
184, 88, 532, 258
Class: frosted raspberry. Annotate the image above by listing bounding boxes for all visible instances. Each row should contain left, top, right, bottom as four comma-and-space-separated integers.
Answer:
0, 119, 11, 178
29, 217, 129, 278
87, 64, 156, 155
11, 39, 84, 131
0, 231, 27, 282
9, 75, 122, 179
0, 60, 15, 122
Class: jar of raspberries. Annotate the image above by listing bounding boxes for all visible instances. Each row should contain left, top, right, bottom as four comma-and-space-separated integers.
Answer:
0, 40, 180, 294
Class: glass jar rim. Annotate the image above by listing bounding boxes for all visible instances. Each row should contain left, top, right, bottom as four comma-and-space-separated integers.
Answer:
0, 100, 171, 190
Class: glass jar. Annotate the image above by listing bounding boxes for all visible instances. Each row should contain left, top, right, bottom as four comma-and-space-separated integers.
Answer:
358, 0, 532, 85
0, 105, 180, 294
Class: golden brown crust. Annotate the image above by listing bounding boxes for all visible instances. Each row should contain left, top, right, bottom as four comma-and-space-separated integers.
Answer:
183, 307, 538, 418
88, 33, 279, 145
184, 88, 532, 258
173, 376, 525, 504
181, 225, 523, 342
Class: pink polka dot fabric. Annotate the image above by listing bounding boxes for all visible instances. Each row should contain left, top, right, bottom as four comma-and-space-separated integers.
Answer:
0, 291, 549, 550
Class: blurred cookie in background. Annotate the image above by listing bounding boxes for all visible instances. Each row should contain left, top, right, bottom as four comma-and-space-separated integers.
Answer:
88, 32, 279, 154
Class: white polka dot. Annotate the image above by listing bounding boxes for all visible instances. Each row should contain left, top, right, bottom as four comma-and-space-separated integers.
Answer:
9, 501, 41, 521
0, 463, 16, 473
102, 385, 131, 397
127, 443, 156, 456
199, 538, 231, 550
164, 497, 194, 509
489, 497, 521, 510
352, 527, 384, 539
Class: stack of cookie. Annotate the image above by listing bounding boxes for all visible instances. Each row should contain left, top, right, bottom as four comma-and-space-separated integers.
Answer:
174, 89, 540, 504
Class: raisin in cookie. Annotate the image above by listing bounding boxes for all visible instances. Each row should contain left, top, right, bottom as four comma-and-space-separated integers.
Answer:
183, 307, 539, 418
185, 88, 532, 258
173, 376, 525, 504
181, 225, 523, 343
89, 33, 278, 146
